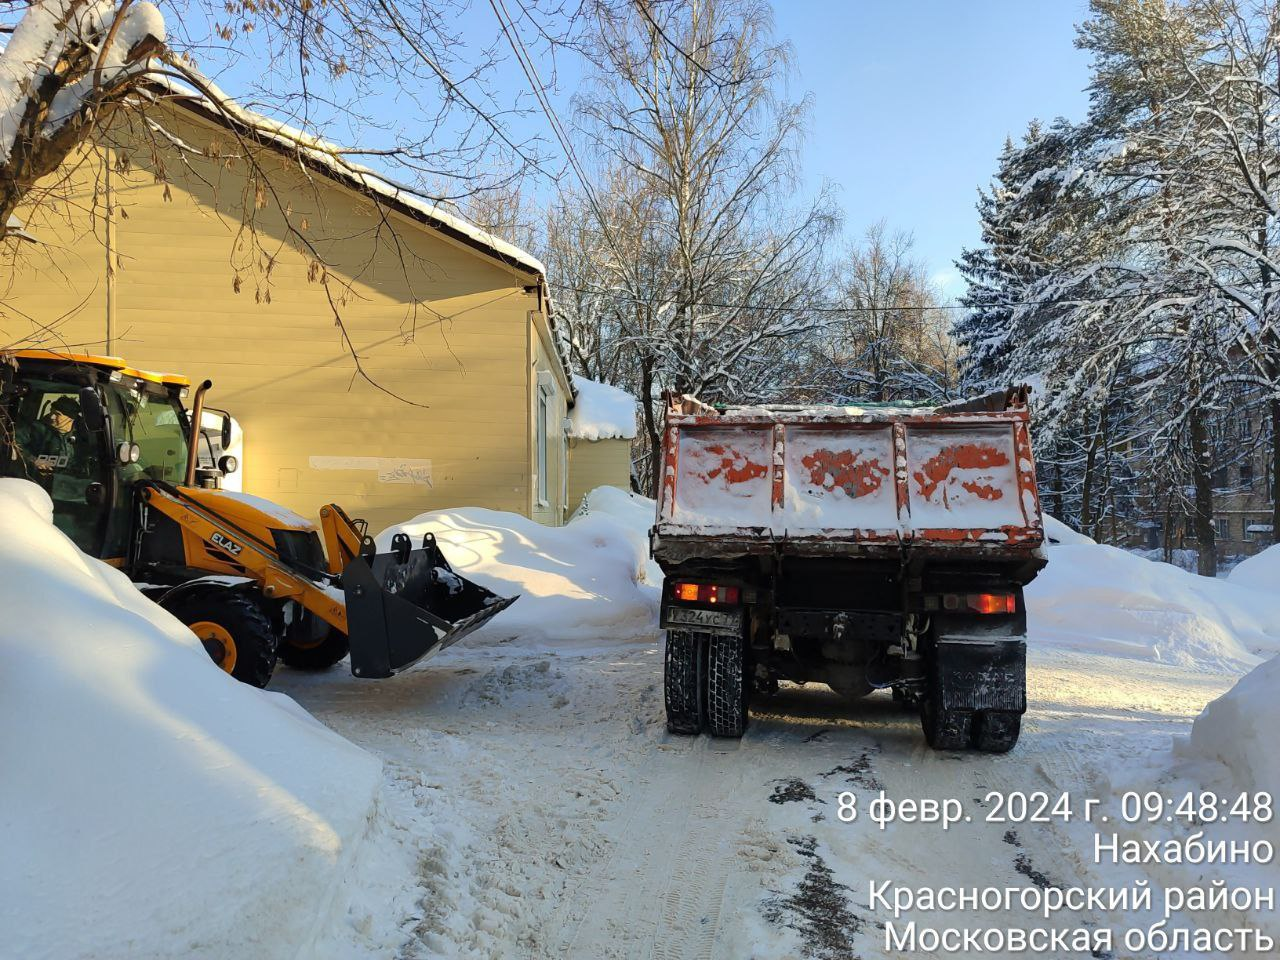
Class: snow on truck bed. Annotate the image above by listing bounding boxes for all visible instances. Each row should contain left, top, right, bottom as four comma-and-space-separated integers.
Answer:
0, 480, 382, 960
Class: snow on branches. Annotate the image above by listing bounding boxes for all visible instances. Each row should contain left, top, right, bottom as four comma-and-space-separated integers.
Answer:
0, 0, 165, 233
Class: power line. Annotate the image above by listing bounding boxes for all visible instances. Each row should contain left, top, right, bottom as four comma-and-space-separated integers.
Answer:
547, 281, 1262, 315
487, 0, 634, 272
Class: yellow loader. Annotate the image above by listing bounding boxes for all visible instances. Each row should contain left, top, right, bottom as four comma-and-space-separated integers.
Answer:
0, 350, 516, 687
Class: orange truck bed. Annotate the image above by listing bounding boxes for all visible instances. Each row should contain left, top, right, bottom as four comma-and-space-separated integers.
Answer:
651, 387, 1045, 563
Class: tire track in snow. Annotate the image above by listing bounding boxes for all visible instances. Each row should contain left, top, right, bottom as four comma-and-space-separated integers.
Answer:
538, 736, 758, 960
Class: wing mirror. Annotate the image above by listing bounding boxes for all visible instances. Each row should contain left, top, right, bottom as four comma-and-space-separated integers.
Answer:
78, 386, 105, 432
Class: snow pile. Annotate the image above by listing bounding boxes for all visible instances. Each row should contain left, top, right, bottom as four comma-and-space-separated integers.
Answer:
377, 487, 660, 645
0, 479, 382, 960
1042, 514, 1095, 545
1027, 535, 1280, 670
1183, 654, 1280, 796
1226, 543, 1280, 591
568, 375, 638, 441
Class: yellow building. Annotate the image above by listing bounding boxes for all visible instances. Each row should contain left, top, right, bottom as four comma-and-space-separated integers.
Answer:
565, 375, 638, 512
2, 85, 573, 532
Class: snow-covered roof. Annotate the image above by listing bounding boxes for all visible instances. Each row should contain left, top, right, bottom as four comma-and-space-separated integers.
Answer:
148, 71, 546, 278
3, 214, 37, 242
567, 376, 638, 441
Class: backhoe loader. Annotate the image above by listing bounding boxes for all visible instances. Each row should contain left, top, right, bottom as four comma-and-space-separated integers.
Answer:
0, 350, 516, 687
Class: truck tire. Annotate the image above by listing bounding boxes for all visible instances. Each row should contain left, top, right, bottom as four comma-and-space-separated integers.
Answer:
163, 585, 279, 688
920, 691, 971, 751
664, 630, 704, 734
706, 634, 748, 738
280, 628, 350, 671
973, 710, 1021, 753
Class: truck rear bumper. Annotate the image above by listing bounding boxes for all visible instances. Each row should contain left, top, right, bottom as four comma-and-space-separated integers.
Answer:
651, 530, 1046, 570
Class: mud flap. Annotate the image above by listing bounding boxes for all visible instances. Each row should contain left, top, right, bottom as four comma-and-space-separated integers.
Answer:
933, 636, 1026, 713
343, 532, 518, 678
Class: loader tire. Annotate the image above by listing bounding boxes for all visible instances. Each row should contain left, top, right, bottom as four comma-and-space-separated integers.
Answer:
664, 630, 704, 735
280, 628, 350, 671
920, 691, 971, 751
706, 634, 748, 738
973, 710, 1021, 753
164, 585, 279, 688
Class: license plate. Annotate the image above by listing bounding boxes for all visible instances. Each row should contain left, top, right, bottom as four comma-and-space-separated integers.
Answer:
663, 605, 743, 635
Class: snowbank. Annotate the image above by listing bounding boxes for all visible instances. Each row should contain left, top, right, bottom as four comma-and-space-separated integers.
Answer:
1227, 543, 1280, 591
0, 480, 382, 960
1027, 538, 1280, 671
1183, 654, 1280, 796
568, 375, 638, 441
378, 487, 660, 646
1043, 514, 1095, 545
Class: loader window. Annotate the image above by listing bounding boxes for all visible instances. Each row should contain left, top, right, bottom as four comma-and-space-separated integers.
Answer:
1, 377, 108, 553
107, 386, 189, 484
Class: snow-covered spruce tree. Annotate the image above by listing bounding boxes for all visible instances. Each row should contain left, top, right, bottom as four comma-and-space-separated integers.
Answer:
0, 0, 165, 235
1047, 0, 1228, 572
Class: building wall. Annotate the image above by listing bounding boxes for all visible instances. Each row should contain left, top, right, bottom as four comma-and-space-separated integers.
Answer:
529, 310, 571, 524
2, 103, 569, 533
567, 437, 633, 513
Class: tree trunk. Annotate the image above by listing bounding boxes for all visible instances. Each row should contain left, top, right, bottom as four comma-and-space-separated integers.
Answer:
1188, 406, 1218, 577
641, 356, 661, 498
1271, 397, 1280, 541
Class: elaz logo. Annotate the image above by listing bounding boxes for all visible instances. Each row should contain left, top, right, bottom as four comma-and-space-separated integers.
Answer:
210, 532, 244, 557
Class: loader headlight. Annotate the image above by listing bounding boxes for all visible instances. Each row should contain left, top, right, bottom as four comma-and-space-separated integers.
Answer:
117, 441, 140, 464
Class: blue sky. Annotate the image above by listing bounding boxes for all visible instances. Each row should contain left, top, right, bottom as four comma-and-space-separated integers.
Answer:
772, 1, 1094, 295
202, 1, 1095, 296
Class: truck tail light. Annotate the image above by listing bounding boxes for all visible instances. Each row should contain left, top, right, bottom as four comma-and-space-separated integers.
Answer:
967, 592, 1016, 615
672, 582, 740, 605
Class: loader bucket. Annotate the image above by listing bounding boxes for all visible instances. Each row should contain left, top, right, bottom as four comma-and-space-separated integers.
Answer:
343, 532, 518, 679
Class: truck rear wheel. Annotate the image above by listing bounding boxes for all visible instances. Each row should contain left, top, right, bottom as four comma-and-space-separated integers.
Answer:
973, 710, 1021, 753
920, 692, 971, 751
664, 630, 704, 734
163, 585, 279, 688
706, 634, 748, 738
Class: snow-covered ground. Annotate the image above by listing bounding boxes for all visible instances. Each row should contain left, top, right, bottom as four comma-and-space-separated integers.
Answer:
7, 481, 1278, 959
273, 503, 1277, 959
0, 480, 382, 960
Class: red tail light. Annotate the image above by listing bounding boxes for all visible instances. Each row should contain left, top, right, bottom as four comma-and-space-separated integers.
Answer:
672, 581, 740, 605
967, 592, 1016, 615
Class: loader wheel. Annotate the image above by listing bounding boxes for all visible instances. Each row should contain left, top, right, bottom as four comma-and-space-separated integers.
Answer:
706, 634, 748, 738
920, 691, 971, 751
280, 628, 350, 671
165, 586, 278, 688
664, 630, 704, 734
973, 710, 1021, 753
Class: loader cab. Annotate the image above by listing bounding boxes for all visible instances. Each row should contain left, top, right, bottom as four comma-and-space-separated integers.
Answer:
0, 351, 200, 558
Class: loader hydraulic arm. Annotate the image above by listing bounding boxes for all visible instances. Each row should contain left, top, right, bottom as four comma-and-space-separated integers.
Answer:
140, 483, 351, 634
319, 503, 367, 576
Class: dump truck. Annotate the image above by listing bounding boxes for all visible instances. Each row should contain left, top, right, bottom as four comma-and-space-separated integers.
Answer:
0, 350, 515, 687
651, 388, 1046, 752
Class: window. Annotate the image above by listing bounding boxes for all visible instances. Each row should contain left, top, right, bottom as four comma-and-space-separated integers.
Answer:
1241, 460, 1254, 486
1239, 417, 1252, 440
536, 383, 550, 506
1213, 516, 1228, 539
